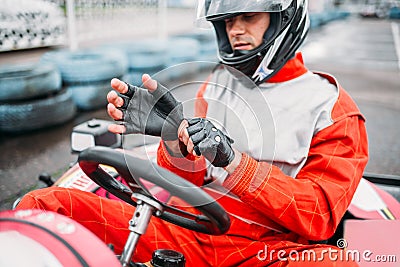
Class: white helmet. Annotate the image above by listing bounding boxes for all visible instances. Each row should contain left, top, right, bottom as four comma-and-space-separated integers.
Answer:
197, 0, 309, 84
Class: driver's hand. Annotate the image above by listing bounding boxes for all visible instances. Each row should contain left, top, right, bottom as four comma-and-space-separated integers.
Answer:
183, 118, 235, 168
107, 75, 184, 141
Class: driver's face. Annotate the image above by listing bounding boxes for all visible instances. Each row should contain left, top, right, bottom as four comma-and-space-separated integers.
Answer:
225, 12, 270, 51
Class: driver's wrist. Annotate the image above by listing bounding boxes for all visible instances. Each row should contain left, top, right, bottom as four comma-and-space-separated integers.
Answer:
163, 140, 188, 158
224, 148, 241, 174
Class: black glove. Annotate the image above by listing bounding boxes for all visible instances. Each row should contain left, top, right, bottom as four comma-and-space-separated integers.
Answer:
117, 82, 183, 141
186, 118, 235, 167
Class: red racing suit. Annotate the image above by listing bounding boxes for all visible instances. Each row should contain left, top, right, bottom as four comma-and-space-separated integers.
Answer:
17, 53, 368, 266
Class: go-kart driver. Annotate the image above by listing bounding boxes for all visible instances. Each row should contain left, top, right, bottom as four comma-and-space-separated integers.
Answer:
16, 0, 368, 266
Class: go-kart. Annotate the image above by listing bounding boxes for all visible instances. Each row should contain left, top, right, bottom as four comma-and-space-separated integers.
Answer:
1, 141, 231, 267
1, 117, 400, 266
2, 64, 400, 266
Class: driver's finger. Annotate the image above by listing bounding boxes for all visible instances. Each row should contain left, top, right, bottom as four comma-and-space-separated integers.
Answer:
187, 122, 203, 136
193, 145, 201, 156
188, 117, 202, 126
190, 130, 206, 146
142, 74, 157, 93
178, 120, 190, 145
108, 123, 126, 134
187, 138, 195, 155
117, 94, 130, 109
182, 130, 196, 155
111, 78, 129, 94
107, 90, 125, 108
107, 103, 124, 121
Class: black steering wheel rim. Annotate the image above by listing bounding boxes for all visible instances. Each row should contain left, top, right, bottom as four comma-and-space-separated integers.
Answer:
78, 146, 230, 235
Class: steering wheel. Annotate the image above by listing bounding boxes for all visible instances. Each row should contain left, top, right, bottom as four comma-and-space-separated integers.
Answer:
78, 146, 230, 235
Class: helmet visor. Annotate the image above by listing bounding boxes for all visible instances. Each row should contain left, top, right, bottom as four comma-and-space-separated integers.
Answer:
196, 0, 292, 27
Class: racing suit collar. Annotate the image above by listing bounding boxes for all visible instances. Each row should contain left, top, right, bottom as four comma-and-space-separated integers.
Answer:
267, 52, 308, 83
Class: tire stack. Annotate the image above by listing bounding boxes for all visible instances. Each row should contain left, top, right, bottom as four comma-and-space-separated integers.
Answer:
40, 48, 128, 110
103, 39, 168, 87
0, 62, 76, 133
173, 30, 218, 70
101, 33, 216, 84
166, 37, 201, 80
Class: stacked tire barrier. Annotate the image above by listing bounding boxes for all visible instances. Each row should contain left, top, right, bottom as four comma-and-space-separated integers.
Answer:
165, 37, 201, 80
41, 48, 128, 110
173, 30, 218, 70
0, 29, 218, 133
103, 30, 218, 85
0, 63, 76, 133
102, 40, 168, 86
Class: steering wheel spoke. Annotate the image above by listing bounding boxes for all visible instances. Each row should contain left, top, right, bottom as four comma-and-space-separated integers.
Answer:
162, 204, 210, 222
